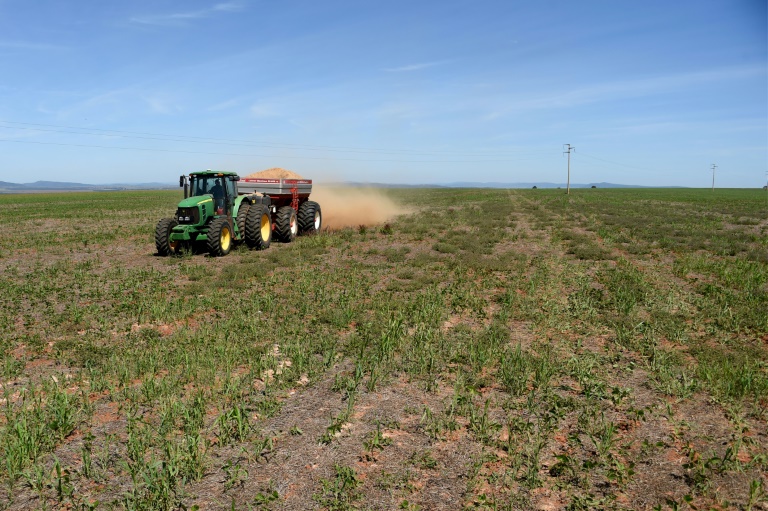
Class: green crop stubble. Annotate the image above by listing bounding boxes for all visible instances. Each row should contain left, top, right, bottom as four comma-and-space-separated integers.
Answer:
0, 188, 766, 509
1, 378, 83, 491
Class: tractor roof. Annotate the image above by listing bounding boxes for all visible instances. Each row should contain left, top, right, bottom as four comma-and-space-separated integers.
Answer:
188, 170, 239, 177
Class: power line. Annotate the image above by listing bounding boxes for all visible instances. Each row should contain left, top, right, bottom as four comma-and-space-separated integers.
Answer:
0, 137, 556, 164
577, 151, 652, 171
1, 120, 681, 179
0, 120, 555, 159
575, 150, 683, 177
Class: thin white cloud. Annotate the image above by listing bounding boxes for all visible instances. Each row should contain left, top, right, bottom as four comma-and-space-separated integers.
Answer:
0, 40, 68, 51
130, 2, 244, 26
288, 119, 308, 130
484, 65, 766, 118
583, 117, 768, 138
249, 102, 280, 118
207, 98, 241, 112
51, 87, 180, 119
68, 89, 129, 112
212, 3, 242, 12
384, 62, 445, 72
142, 95, 182, 115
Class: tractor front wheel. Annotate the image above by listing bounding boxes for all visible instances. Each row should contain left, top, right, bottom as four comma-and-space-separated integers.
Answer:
298, 201, 322, 234
275, 206, 298, 243
207, 217, 233, 256
245, 204, 272, 250
155, 218, 179, 256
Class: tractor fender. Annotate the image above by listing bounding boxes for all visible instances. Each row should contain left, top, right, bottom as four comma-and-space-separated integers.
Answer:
233, 195, 248, 214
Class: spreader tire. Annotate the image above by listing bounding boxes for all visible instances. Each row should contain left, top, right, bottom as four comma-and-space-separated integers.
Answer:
207, 217, 232, 257
236, 203, 251, 240
245, 204, 272, 250
298, 201, 322, 234
155, 218, 179, 256
275, 206, 298, 243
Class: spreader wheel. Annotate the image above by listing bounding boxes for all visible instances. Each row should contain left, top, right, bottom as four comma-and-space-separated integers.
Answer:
275, 206, 298, 243
245, 204, 272, 250
298, 201, 322, 234
207, 217, 232, 257
236, 203, 251, 240
155, 218, 179, 256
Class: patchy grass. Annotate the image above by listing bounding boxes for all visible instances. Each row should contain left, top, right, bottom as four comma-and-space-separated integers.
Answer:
0, 187, 765, 510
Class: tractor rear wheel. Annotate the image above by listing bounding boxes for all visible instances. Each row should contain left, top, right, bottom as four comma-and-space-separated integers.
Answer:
245, 204, 272, 250
236, 203, 251, 240
207, 217, 233, 256
298, 201, 322, 234
275, 206, 298, 243
155, 218, 179, 256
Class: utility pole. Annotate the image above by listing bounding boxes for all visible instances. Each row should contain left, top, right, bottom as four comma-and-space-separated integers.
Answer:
711, 163, 717, 191
563, 144, 575, 194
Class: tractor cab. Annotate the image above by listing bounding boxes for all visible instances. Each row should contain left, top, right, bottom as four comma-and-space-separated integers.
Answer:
185, 172, 239, 216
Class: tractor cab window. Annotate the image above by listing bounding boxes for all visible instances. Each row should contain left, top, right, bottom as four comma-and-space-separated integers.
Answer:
189, 176, 230, 215
225, 178, 237, 201
189, 176, 223, 197
209, 178, 226, 214
209, 178, 224, 199
190, 176, 216, 197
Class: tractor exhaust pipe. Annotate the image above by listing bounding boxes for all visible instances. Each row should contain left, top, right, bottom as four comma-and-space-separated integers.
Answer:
180, 175, 188, 198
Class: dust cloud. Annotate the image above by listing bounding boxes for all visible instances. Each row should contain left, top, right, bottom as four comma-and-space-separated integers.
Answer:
244, 167, 406, 229
310, 185, 405, 230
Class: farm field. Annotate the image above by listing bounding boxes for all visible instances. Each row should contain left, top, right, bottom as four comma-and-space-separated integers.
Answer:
0, 187, 766, 510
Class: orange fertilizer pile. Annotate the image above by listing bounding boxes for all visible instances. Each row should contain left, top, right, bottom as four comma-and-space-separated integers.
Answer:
245, 168, 304, 179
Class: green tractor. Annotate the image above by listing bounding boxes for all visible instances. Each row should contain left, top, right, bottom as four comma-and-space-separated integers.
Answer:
155, 170, 321, 257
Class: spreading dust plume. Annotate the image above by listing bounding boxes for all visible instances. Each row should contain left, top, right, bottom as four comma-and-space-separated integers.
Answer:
246, 168, 406, 230
311, 185, 404, 229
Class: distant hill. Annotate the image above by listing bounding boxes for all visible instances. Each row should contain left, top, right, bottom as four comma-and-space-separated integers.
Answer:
0, 181, 26, 190
0, 181, 177, 192
442, 181, 677, 189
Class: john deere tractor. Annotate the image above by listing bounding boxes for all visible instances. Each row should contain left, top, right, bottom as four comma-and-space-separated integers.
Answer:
155, 170, 321, 257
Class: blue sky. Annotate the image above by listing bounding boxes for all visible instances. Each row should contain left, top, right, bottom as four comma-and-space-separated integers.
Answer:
0, 0, 765, 186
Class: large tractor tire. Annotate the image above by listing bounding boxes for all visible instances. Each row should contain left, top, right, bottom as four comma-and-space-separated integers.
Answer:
275, 206, 298, 243
155, 218, 179, 256
236, 203, 251, 240
245, 204, 272, 250
298, 201, 322, 234
207, 217, 233, 257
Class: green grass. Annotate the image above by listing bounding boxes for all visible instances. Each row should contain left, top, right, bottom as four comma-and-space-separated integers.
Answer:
0, 187, 765, 510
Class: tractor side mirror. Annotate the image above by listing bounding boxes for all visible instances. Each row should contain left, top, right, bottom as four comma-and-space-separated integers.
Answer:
179, 175, 185, 187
